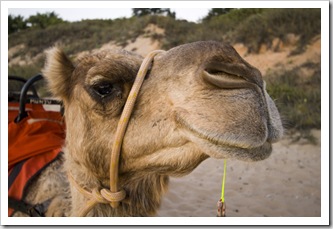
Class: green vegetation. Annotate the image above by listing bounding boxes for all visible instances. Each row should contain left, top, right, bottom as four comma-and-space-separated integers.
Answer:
202, 8, 234, 21
9, 62, 43, 79
9, 12, 66, 34
9, 8, 321, 55
132, 8, 175, 18
266, 62, 321, 132
8, 8, 321, 133
8, 15, 28, 34
233, 8, 321, 53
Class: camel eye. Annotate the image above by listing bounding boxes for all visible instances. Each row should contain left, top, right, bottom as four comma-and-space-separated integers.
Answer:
92, 83, 114, 97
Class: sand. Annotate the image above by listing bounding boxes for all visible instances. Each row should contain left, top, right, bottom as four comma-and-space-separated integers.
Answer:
157, 130, 321, 217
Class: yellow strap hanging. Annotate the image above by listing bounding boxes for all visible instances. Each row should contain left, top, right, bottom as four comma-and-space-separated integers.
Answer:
221, 159, 227, 202
217, 159, 227, 217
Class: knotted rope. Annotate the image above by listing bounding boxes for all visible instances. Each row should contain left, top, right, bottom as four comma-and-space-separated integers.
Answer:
68, 50, 165, 217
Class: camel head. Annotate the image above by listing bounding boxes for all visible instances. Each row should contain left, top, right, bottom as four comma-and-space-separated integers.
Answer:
43, 41, 283, 181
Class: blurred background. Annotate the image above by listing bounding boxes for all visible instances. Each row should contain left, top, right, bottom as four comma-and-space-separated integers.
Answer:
8, 8, 321, 138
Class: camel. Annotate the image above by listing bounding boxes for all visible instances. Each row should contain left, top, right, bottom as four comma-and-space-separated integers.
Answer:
12, 40, 283, 217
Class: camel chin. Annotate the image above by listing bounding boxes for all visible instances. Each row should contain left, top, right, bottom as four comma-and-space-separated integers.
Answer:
177, 120, 273, 162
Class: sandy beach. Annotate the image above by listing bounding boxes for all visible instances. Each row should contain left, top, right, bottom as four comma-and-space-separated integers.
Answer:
157, 130, 321, 217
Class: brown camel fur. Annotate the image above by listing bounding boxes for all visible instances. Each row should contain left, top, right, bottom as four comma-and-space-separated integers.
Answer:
13, 41, 283, 217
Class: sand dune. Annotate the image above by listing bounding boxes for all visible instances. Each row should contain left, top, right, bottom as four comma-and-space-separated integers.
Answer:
158, 130, 321, 217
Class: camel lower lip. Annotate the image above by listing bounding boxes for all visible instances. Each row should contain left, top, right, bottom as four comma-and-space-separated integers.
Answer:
200, 138, 272, 161
176, 112, 265, 148
176, 114, 272, 161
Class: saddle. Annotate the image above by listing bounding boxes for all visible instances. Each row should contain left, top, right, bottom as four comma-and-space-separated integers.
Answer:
8, 75, 65, 217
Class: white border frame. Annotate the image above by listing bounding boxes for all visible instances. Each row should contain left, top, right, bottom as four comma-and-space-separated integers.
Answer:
1, 1, 330, 226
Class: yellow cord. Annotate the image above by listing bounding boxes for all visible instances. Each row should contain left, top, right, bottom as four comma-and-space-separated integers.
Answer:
221, 159, 227, 202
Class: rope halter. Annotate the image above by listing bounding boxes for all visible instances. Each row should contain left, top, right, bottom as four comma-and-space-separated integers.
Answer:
68, 50, 165, 217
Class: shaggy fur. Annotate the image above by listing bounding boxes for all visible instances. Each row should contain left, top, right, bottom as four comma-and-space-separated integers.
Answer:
17, 41, 283, 217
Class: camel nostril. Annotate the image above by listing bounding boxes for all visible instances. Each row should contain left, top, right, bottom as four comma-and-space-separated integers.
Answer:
203, 59, 264, 89
202, 70, 256, 90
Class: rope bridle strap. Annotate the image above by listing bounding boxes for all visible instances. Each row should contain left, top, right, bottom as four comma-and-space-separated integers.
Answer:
68, 50, 165, 217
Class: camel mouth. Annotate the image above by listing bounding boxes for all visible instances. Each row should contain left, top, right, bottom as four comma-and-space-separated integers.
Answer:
175, 113, 272, 162
197, 136, 273, 162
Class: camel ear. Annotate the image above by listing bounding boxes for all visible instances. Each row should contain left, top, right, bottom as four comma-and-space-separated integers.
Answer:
42, 47, 75, 101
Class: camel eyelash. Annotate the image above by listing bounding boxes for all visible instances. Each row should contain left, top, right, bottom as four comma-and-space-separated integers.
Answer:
86, 81, 123, 103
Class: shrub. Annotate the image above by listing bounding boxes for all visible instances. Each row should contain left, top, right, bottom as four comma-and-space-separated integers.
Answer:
234, 8, 321, 52
265, 62, 321, 131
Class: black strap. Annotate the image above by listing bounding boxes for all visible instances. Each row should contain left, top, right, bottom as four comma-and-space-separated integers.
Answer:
8, 159, 27, 189
9, 197, 51, 217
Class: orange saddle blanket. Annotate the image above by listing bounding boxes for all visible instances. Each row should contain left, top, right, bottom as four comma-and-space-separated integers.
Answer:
8, 103, 65, 216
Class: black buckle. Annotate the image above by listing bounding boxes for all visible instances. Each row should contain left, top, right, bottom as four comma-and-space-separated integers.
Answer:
28, 206, 44, 217
9, 197, 51, 217
28, 199, 52, 217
